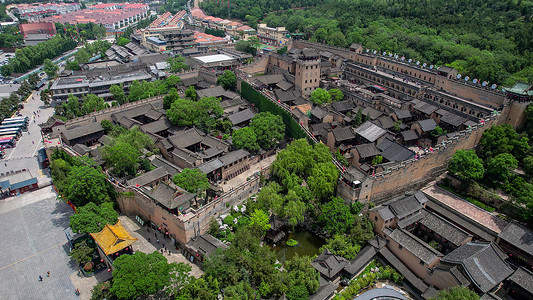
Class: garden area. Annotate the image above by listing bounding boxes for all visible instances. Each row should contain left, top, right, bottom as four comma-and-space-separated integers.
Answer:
68, 235, 107, 276
445, 114, 533, 226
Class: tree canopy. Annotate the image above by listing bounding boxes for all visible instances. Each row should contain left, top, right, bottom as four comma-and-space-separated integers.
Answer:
69, 202, 118, 234
430, 286, 479, 300
167, 96, 223, 130
448, 149, 484, 181
250, 112, 285, 150
328, 88, 344, 102
111, 251, 192, 299
216, 70, 237, 90
232, 126, 260, 151
310, 88, 331, 105
173, 168, 210, 194
64, 165, 115, 207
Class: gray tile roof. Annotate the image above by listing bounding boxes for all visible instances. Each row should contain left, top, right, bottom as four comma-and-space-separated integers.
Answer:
377, 137, 415, 162
127, 166, 169, 187
311, 249, 349, 279
311, 106, 329, 120
417, 119, 438, 132
186, 234, 227, 257
309, 282, 337, 300
442, 242, 513, 293
197, 86, 226, 99
401, 130, 419, 141
331, 101, 355, 113
414, 102, 438, 115
141, 118, 173, 134
227, 108, 255, 126
508, 267, 533, 292
148, 181, 195, 210
355, 121, 387, 142
61, 122, 104, 141
385, 192, 426, 219
219, 149, 249, 166
275, 80, 293, 91
361, 107, 383, 120
168, 128, 204, 148
343, 245, 377, 276
419, 211, 472, 247
387, 228, 442, 265
332, 126, 356, 142
254, 74, 284, 85
355, 143, 380, 158
72, 143, 91, 155
376, 115, 395, 129
498, 222, 533, 254
394, 109, 412, 119
197, 158, 224, 174
440, 112, 467, 127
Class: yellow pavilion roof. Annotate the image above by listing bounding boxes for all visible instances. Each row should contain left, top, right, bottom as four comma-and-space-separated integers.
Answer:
90, 220, 138, 255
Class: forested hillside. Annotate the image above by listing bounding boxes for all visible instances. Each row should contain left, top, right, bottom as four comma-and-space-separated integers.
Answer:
204, 0, 533, 86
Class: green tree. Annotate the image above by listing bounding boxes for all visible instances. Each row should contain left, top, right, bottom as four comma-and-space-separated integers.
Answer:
254, 182, 284, 216
232, 127, 259, 151
40, 90, 50, 105
104, 142, 139, 176
109, 84, 126, 105
430, 286, 479, 300
307, 162, 339, 200
28, 73, 39, 86
431, 126, 447, 138
371, 155, 383, 166
167, 97, 222, 129
448, 150, 485, 181
320, 234, 361, 259
64, 166, 115, 207
114, 126, 153, 151
217, 70, 237, 90
64, 95, 81, 118
328, 88, 344, 102
284, 197, 307, 227
250, 112, 285, 150
352, 108, 364, 127
90, 281, 113, 300
81, 94, 106, 115
66, 60, 81, 71
100, 120, 114, 134
43, 59, 58, 78
486, 153, 518, 184
111, 251, 192, 299
185, 85, 197, 101
286, 285, 308, 300
477, 124, 518, 159
167, 56, 189, 73
310, 88, 331, 105
249, 209, 271, 237
277, 46, 288, 55
163, 88, 180, 109
68, 240, 95, 265
173, 168, 210, 194
75, 48, 91, 64
69, 202, 119, 234
318, 197, 354, 235
523, 156, 533, 175
116, 37, 130, 47
285, 255, 320, 297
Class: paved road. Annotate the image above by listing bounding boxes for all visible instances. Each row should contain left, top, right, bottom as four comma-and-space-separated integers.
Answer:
0, 187, 78, 300
2, 88, 54, 186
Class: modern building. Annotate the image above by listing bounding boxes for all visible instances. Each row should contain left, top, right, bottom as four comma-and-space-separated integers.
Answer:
41, 3, 149, 34
256, 23, 290, 47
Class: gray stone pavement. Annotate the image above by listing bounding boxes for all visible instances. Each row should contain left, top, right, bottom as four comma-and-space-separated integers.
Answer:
3, 88, 54, 161
0, 186, 78, 300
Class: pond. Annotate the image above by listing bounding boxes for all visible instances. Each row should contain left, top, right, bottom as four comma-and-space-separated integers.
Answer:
269, 227, 325, 263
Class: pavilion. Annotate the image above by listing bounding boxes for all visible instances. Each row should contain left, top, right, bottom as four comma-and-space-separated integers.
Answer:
90, 220, 138, 269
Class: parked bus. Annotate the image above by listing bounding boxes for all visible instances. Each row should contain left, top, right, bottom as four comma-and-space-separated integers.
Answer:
0, 120, 27, 130
2, 116, 29, 124
0, 130, 21, 138
0, 124, 24, 131
0, 127, 22, 134
0, 136, 16, 148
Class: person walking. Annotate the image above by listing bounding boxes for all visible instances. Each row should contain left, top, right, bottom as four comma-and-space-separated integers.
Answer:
38, 275, 43, 281
47, 271, 50, 277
